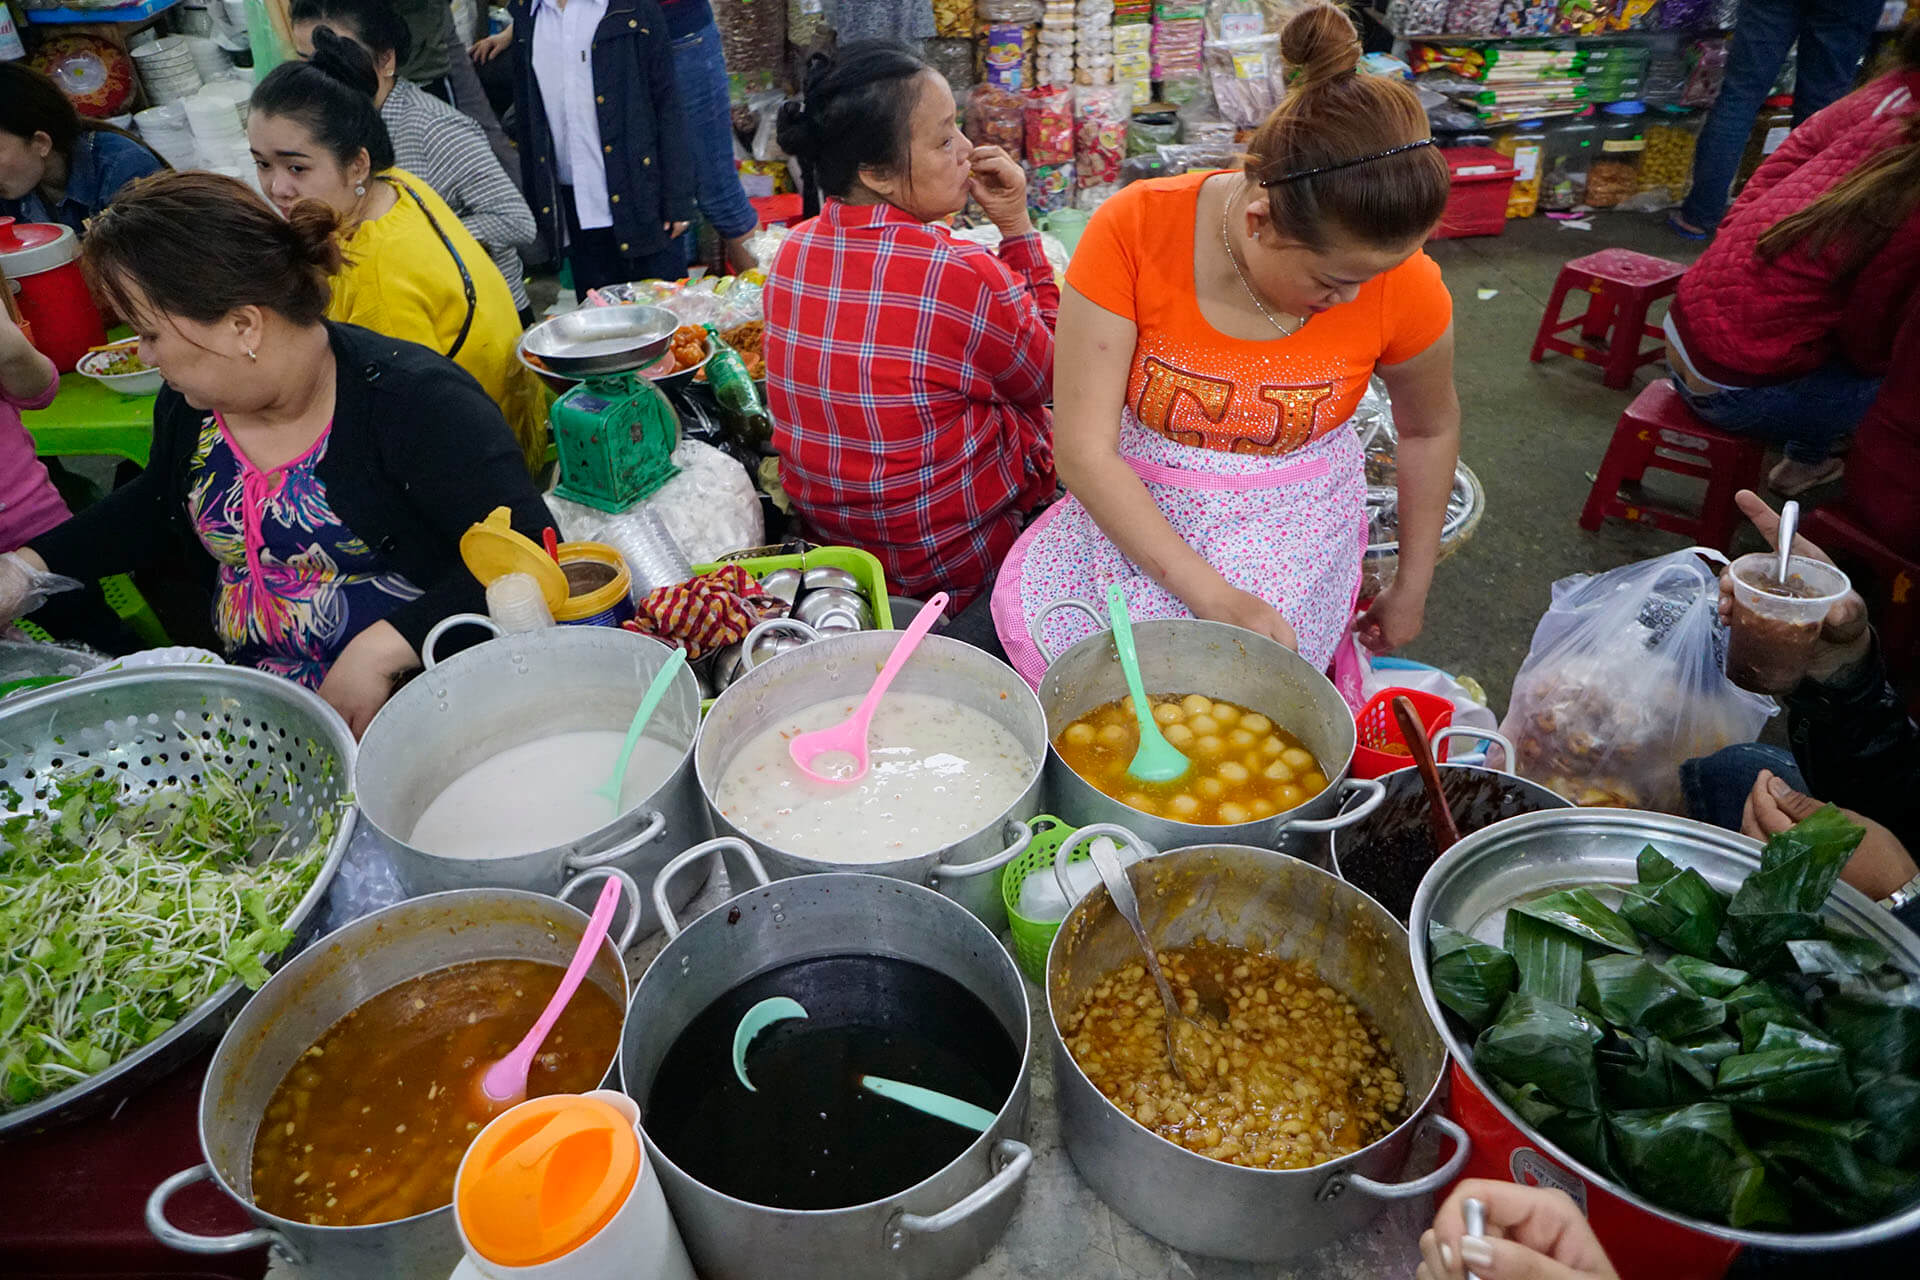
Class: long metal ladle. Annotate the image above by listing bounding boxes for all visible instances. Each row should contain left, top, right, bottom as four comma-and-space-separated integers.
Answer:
1081, 834, 1212, 1089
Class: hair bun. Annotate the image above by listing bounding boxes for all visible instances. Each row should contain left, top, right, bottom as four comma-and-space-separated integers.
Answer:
283, 197, 347, 276
1280, 4, 1362, 89
308, 24, 379, 99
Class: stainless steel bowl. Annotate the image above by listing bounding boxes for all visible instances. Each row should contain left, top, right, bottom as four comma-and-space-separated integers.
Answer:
520, 303, 678, 377
1409, 808, 1920, 1254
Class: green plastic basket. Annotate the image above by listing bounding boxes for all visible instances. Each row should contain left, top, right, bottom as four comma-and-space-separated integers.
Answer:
1000, 814, 1082, 984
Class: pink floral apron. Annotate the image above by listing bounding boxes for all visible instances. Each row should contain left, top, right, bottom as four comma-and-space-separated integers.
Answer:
992, 414, 1368, 703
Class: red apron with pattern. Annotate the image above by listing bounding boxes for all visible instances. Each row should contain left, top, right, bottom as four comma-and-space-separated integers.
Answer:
993, 415, 1368, 702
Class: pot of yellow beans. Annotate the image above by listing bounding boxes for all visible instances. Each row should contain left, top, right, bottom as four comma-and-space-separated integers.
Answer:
1033, 610, 1385, 852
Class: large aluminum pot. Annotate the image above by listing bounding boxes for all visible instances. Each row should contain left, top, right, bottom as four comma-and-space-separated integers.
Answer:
1328, 726, 1570, 923
145, 876, 640, 1277
620, 839, 1035, 1280
356, 620, 711, 936
695, 632, 1046, 931
1034, 612, 1384, 851
1411, 808, 1920, 1254
1045, 826, 1466, 1262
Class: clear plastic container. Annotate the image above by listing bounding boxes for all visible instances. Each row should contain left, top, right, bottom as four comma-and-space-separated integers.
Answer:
1584, 100, 1647, 208
1494, 120, 1548, 217
1636, 105, 1700, 201
1539, 114, 1597, 212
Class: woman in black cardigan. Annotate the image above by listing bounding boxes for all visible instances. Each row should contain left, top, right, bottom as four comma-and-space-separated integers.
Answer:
0, 172, 551, 734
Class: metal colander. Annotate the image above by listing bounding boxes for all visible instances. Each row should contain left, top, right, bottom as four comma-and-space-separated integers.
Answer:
0, 665, 358, 1137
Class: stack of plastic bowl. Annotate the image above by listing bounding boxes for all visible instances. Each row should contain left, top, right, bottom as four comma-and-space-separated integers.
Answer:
187, 35, 231, 81
185, 87, 246, 163
133, 103, 200, 171
132, 36, 204, 106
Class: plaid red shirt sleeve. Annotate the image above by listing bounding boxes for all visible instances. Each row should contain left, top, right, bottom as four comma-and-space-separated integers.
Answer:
763, 200, 1058, 608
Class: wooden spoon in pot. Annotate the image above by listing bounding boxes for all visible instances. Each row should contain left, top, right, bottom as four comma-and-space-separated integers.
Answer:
1393, 694, 1461, 855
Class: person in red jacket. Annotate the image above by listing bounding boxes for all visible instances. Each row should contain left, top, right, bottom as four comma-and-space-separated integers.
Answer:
1665, 22, 1920, 497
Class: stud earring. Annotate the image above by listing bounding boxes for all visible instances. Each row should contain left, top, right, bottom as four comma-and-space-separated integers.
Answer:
355, 183, 366, 196
246, 348, 257, 362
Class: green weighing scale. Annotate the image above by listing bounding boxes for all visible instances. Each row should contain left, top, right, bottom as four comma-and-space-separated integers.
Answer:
521, 304, 683, 513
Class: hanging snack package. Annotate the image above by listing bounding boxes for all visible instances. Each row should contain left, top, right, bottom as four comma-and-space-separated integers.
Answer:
984, 22, 1033, 90
1026, 85, 1076, 165
967, 82, 1029, 159
1128, 104, 1180, 156
1073, 83, 1131, 185
1151, 15, 1206, 80
925, 36, 978, 94
1203, 32, 1285, 128
934, 0, 974, 36
1499, 549, 1775, 812
1026, 160, 1077, 212
715, 0, 785, 86
1683, 38, 1729, 108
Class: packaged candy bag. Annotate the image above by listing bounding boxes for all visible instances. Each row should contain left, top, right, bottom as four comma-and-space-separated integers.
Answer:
1073, 83, 1131, 184
1026, 85, 1076, 164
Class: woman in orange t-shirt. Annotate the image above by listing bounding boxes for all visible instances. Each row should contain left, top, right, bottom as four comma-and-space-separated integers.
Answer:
992, 5, 1461, 696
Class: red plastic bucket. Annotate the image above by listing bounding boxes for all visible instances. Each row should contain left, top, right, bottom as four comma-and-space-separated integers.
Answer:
1351, 686, 1454, 779
1446, 1062, 1743, 1279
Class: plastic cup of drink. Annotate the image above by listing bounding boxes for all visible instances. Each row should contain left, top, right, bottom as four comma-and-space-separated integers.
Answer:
1724, 552, 1850, 696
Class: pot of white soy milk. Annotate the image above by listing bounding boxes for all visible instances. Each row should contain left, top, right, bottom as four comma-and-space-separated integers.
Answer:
356, 625, 712, 937
694, 632, 1047, 933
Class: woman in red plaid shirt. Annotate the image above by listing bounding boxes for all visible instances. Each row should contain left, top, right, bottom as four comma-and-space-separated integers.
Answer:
763, 44, 1058, 611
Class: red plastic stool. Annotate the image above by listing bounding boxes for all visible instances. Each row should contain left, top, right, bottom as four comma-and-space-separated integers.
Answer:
1578, 381, 1767, 551
1530, 248, 1687, 389
1799, 506, 1919, 668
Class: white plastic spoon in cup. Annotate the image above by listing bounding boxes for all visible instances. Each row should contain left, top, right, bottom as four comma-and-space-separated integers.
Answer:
787, 592, 948, 783
475, 874, 623, 1109
590, 646, 687, 811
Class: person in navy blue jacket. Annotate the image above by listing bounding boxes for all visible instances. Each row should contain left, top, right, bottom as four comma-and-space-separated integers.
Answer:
508, 0, 694, 293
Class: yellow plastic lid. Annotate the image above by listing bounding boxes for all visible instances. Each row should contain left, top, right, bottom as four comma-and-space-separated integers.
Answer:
457, 1094, 641, 1268
460, 506, 569, 613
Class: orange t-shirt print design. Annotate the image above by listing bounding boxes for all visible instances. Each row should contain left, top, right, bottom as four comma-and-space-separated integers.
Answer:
1134, 353, 1337, 455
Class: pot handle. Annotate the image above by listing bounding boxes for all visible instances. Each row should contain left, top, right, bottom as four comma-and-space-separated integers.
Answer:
555, 865, 645, 952
1315, 1113, 1471, 1204
1051, 823, 1155, 902
739, 617, 822, 672
1030, 599, 1104, 664
1274, 776, 1387, 836
422, 612, 503, 670
1431, 726, 1516, 774
885, 1138, 1033, 1249
652, 837, 769, 940
930, 817, 1036, 883
564, 809, 668, 871
146, 1163, 299, 1262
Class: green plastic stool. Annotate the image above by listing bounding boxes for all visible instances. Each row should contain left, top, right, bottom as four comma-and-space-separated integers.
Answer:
999, 815, 1082, 983
101, 574, 169, 648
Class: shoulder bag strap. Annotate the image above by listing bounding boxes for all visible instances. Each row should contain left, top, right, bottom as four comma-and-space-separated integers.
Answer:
389, 176, 478, 360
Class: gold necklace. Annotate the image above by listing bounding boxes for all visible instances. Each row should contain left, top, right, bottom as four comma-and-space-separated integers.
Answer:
1221, 188, 1304, 339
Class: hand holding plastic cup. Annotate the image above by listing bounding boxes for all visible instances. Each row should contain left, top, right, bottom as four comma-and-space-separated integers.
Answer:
1723, 552, 1850, 696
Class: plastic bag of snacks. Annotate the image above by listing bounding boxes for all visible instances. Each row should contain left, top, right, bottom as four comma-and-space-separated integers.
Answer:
979, 0, 1044, 17
1683, 37, 1728, 107
1026, 85, 1076, 163
1443, 0, 1501, 33
1127, 105, 1179, 155
1073, 84, 1130, 184
1026, 160, 1076, 212
966, 83, 1028, 157
1114, 20, 1153, 103
1077, 0, 1116, 84
1630, 110, 1697, 205
715, 0, 784, 82
1151, 15, 1205, 79
934, 0, 973, 36
984, 21, 1033, 89
1203, 32, 1285, 127
1498, 549, 1774, 812
1393, 0, 1456, 33
925, 36, 977, 93
1076, 180, 1122, 209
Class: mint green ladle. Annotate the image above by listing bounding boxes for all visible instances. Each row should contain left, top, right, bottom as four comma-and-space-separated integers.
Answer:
1106, 584, 1191, 784
590, 646, 687, 811
731, 997, 994, 1133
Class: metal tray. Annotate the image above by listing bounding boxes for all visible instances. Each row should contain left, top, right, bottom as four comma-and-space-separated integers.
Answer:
520, 303, 678, 376
1408, 807, 1920, 1252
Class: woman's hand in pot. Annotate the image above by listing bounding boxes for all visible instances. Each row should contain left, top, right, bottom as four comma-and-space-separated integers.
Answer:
317, 620, 418, 739
1354, 578, 1426, 654
967, 146, 1032, 238
1192, 582, 1298, 651
1417, 1180, 1618, 1280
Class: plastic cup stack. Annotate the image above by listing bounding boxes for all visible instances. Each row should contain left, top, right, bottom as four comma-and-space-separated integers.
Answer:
134, 103, 200, 171
486, 572, 556, 632
175, 1, 214, 35
603, 507, 693, 600
133, 36, 205, 106
187, 35, 232, 81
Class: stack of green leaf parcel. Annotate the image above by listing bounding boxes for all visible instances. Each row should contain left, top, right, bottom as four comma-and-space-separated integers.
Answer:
1429, 807, 1920, 1231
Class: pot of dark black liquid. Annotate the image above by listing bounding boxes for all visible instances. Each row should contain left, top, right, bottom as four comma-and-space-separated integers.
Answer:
620, 839, 1033, 1280
1328, 727, 1571, 922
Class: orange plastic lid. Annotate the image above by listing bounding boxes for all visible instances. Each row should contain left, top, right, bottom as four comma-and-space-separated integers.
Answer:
460, 505, 570, 612
456, 1094, 641, 1267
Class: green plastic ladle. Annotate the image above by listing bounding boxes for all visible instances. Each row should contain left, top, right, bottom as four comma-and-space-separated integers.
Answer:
590, 646, 687, 811
1106, 584, 1191, 783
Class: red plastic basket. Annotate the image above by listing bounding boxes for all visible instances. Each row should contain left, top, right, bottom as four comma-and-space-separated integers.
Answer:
1350, 686, 1455, 779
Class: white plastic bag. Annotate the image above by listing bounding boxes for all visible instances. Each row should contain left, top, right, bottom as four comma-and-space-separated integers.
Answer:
1498, 548, 1775, 813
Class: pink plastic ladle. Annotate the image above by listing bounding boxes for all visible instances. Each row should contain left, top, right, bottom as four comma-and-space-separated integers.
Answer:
476, 874, 623, 1108
786, 592, 950, 784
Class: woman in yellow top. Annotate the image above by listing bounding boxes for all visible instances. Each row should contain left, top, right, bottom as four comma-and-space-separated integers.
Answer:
248, 29, 541, 460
